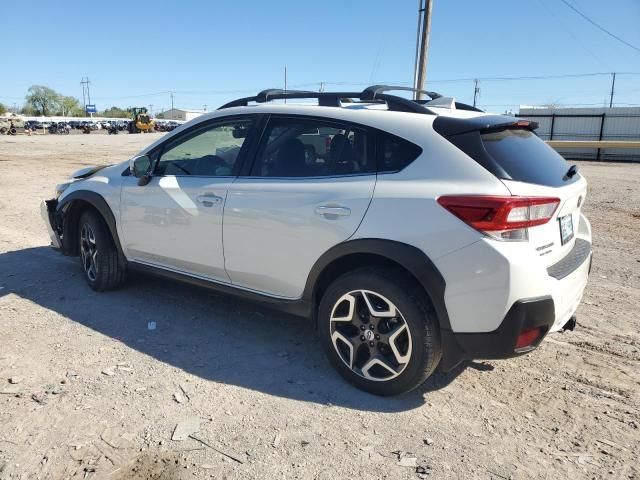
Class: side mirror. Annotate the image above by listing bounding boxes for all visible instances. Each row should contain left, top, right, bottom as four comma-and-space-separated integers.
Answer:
130, 155, 152, 186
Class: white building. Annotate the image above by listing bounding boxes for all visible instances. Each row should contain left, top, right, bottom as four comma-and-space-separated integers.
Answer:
157, 108, 206, 122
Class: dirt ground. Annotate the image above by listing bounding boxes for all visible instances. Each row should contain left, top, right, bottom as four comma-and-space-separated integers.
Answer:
0, 132, 638, 480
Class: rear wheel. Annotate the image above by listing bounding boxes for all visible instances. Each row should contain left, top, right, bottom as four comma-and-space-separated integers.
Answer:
318, 268, 441, 396
78, 210, 126, 291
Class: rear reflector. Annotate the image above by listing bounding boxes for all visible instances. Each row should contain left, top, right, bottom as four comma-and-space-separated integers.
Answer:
437, 195, 560, 241
515, 327, 544, 350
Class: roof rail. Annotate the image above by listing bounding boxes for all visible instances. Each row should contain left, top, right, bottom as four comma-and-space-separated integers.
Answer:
218, 84, 446, 115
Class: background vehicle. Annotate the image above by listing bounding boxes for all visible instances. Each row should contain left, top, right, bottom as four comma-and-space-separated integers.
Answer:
0, 117, 25, 134
128, 107, 155, 134
41, 86, 592, 395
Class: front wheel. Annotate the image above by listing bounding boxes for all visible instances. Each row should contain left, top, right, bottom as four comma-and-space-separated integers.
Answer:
78, 210, 126, 291
318, 268, 441, 396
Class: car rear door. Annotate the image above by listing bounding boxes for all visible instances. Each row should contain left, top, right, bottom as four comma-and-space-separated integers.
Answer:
223, 115, 377, 299
119, 115, 257, 282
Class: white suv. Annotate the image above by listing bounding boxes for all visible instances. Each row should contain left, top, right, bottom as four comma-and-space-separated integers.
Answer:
41, 86, 592, 395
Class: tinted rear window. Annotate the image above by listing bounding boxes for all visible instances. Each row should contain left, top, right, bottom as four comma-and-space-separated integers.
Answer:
446, 128, 577, 187
481, 129, 577, 187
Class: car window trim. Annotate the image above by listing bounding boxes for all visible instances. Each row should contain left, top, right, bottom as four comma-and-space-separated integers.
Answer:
152, 114, 261, 178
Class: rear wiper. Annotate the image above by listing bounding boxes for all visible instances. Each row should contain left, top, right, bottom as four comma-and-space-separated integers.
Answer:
564, 164, 578, 181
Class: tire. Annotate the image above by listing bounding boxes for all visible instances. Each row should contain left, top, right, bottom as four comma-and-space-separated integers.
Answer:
318, 267, 441, 396
78, 210, 126, 291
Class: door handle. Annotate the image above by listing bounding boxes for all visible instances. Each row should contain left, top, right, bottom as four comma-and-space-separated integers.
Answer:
315, 205, 351, 217
196, 193, 223, 207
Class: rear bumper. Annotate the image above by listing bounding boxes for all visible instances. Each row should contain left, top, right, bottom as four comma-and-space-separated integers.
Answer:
435, 214, 592, 371
441, 296, 555, 370
41, 199, 62, 249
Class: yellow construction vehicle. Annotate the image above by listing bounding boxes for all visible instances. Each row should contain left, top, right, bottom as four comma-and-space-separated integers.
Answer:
127, 107, 155, 133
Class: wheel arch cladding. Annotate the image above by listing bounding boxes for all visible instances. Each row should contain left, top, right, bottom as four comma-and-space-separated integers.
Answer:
304, 239, 451, 333
57, 190, 123, 259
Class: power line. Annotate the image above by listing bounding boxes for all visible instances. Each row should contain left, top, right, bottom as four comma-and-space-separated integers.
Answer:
535, 0, 609, 69
559, 0, 640, 54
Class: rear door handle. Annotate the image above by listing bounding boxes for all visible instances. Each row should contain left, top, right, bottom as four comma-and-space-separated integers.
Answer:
196, 193, 223, 207
315, 205, 351, 217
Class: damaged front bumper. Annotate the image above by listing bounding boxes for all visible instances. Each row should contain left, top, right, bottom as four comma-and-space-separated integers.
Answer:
40, 199, 62, 249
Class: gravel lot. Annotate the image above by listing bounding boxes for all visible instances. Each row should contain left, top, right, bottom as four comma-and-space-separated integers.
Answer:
0, 133, 638, 479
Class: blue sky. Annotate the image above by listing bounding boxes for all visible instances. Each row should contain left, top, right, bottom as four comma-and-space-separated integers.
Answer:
3, 0, 640, 113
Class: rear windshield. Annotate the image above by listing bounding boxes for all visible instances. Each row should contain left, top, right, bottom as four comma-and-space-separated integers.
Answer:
481, 129, 576, 186
446, 128, 577, 187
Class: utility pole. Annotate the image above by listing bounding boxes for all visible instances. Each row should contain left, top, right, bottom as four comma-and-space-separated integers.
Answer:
284, 66, 288, 103
473, 79, 480, 107
319, 82, 325, 93
80, 77, 92, 117
412, 0, 424, 97
203, 104, 207, 112
149, 104, 153, 115
170, 92, 174, 119
414, 0, 433, 100
609, 72, 616, 108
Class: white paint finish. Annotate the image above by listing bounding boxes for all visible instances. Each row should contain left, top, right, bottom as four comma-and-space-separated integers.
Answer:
223, 175, 376, 298
52, 102, 594, 342
119, 175, 233, 281
354, 127, 512, 260
436, 216, 592, 333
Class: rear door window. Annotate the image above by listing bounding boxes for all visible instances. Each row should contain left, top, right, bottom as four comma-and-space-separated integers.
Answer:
250, 117, 374, 177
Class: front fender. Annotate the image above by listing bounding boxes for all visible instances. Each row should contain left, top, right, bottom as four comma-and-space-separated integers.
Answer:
56, 190, 124, 259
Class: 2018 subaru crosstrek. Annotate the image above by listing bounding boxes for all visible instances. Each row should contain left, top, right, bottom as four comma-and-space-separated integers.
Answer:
42, 86, 592, 395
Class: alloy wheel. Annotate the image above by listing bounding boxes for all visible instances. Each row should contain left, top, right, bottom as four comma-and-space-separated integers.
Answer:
329, 290, 412, 382
80, 223, 98, 282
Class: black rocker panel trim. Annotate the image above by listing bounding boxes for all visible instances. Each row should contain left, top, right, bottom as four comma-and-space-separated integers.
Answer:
128, 262, 312, 318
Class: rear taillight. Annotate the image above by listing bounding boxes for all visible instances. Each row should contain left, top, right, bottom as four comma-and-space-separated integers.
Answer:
437, 195, 560, 241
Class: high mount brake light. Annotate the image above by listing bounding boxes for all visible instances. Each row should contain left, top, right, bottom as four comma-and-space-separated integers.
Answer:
437, 195, 560, 241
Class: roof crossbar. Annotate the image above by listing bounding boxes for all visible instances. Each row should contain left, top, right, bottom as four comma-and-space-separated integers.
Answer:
218, 84, 451, 115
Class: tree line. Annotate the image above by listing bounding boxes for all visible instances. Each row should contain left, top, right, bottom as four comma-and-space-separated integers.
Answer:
1, 85, 131, 118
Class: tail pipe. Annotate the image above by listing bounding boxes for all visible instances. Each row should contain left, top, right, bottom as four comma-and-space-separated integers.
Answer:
562, 316, 577, 332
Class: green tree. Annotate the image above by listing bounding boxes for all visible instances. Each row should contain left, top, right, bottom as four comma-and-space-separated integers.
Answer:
20, 104, 37, 116
56, 96, 84, 117
0, 103, 6, 115
25, 85, 60, 116
100, 106, 130, 118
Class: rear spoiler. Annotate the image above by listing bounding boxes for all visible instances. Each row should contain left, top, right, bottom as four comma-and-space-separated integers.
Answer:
433, 115, 539, 137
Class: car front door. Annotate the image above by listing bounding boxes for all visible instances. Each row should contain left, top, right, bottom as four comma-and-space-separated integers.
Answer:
223, 115, 377, 298
120, 116, 256, 282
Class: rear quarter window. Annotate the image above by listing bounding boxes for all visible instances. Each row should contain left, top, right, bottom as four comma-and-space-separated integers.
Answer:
377, 132, 422, 173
